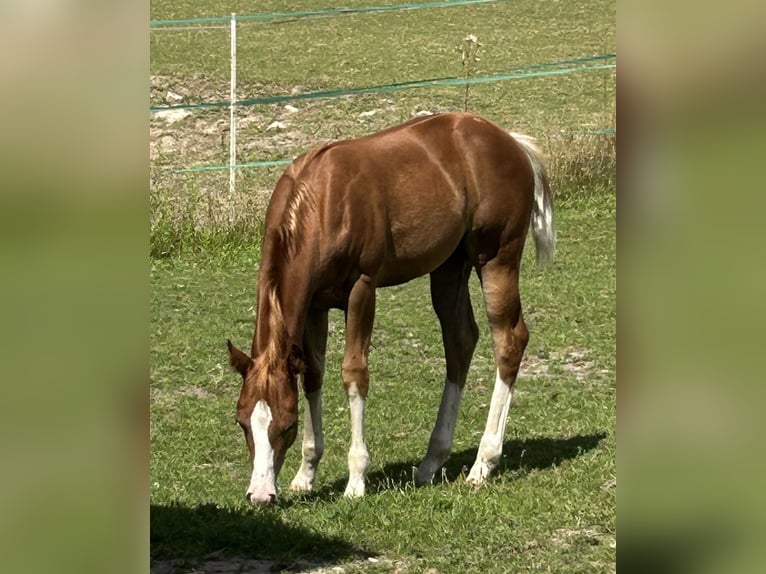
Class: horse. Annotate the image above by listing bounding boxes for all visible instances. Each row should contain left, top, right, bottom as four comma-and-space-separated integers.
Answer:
227, 111, 555, 505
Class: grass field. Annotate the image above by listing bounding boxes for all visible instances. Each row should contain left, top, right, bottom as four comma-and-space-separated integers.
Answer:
150, 1, 615, 572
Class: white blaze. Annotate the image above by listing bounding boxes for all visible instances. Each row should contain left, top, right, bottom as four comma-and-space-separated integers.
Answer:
247, 400, 276, 502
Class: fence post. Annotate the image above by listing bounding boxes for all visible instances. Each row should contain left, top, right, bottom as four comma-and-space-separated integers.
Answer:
229, 13, 237, 194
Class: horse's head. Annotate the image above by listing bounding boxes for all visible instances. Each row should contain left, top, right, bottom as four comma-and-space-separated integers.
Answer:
227, 339, 303, 505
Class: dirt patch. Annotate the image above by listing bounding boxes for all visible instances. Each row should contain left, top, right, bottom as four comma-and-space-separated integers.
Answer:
150, 385, 213, 409
521, 346, 597, 381
151, 73, 231, 110
551, 527, 615, 551
151, 74, 306, 169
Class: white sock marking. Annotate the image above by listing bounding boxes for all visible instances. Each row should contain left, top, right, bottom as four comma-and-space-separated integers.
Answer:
467, 370, 513, 484
345, 382, 369, 497
416, 379, 464, 484
247, 400, 277, 502
290, 389, 324, 492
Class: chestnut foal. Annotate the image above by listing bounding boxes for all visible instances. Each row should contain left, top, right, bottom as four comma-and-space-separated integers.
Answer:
227, 112, 555, 504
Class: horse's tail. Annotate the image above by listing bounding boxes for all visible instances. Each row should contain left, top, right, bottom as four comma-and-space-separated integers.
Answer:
510, 132, 556, 266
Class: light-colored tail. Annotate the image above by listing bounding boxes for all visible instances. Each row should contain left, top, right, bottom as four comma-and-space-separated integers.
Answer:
510, 132, 556, 265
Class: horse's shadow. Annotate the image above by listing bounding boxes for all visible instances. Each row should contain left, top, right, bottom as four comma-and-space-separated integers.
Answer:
317, 431, 607, 496
150, 502, 364, 565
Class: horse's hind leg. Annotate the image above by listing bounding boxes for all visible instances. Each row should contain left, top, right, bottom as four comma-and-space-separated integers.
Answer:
289, 309, 328, 493
467, 244, 529, 484
415, 250, 478, 485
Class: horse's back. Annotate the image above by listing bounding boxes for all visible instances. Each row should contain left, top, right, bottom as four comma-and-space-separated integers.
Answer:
315, 111, 533, 226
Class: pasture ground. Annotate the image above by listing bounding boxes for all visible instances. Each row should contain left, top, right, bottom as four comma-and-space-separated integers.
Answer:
150, 1, 615, 572
150, 195, 615, 573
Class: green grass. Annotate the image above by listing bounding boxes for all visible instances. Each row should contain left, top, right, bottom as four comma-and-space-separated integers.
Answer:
150, 194, 615, 572
150, 1, 615, 571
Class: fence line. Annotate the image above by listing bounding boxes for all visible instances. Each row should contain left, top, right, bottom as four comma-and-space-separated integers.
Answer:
150, 0, 501, 28
151, 0, 515, 191
159, 160, 293, 174
151, 55, 616, 114
151, 25, 230, 32
153, 53, 616, 175
150, 3, 614, 179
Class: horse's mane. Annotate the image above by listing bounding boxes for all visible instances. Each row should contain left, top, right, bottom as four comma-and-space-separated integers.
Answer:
252, 146, 326, 376
252, 278, 286, 383
275, 146, 326, 259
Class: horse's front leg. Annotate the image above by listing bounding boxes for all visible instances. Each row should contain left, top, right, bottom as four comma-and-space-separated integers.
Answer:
289, 388, 323, 492
290, 310, 328, 493
341, 275, 376, 498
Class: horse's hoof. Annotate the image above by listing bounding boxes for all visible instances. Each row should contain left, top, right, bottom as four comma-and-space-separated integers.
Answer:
343, 480, 365, 498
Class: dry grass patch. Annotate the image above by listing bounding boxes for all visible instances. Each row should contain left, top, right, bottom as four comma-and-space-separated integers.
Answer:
546, 130, 616, 202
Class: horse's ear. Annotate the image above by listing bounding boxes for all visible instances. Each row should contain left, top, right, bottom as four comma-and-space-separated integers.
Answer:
288, 344, 305, 377
227, 339, 252, 377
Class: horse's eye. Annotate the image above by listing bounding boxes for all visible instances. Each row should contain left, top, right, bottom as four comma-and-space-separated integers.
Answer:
282, 423, 297, 436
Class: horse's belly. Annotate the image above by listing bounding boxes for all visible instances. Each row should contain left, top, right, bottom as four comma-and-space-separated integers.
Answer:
376, 216, 465, 286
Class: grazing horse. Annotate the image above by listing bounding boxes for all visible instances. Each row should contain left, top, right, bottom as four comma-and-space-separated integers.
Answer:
227, 112, 555, 505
